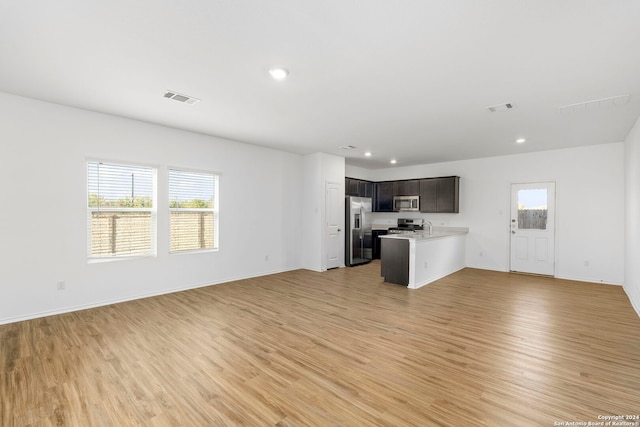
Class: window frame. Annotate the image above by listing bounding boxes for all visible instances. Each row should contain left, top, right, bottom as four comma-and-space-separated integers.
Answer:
168, 167, 220, 254
86, 159, 158, 262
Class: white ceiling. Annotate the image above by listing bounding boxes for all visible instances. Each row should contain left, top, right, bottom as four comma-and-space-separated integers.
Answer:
1, 1, 639, 169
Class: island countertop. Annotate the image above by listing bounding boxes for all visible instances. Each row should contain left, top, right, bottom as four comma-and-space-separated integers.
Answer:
380, 227, 468, 289
379, 227, 469, 242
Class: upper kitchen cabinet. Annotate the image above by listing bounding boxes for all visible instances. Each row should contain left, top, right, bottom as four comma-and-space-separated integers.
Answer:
361, 180, 373, 198
395, 179, 419, 196
419, 179, 437, 212
346, 178, 374, 198
420, 176, 460, 213
374, 181, 395, 212
346, 178, 359, 196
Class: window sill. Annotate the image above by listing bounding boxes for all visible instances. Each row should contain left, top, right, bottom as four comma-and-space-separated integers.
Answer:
169, 248, 219, 256
87, 254, 157, 264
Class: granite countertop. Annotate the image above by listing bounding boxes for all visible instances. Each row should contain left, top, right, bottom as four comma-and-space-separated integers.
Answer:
379, 227, 469, 241
372, 224, 392, 231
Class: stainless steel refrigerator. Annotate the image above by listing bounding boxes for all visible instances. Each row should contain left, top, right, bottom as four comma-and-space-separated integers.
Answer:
345, 196, 373, 266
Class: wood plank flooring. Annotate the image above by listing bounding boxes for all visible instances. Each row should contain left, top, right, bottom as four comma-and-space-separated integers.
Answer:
2, 263, 640, 426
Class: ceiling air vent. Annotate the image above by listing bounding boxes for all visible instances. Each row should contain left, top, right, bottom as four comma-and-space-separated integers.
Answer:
163, 91, 201, 105
340, 145, 357, 150
558, 95, 630, 114
486, 103, 514, 113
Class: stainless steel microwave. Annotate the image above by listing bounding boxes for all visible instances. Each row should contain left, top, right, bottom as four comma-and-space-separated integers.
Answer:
393, 195, 420, 211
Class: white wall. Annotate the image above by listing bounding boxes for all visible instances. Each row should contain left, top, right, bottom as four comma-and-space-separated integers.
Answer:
302, 154, 323, 271
347, 143, 625, 285
1, 88, 629, 323
302, 153, 345, 271
0, 92, 304, 324
624, 117, 640, 316
345, 165, 375, 182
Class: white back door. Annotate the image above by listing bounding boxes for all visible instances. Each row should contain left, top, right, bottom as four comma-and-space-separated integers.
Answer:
510, 182, 556, 276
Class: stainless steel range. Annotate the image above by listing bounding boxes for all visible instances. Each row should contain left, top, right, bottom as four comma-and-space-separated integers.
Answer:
388, 218, 424, 234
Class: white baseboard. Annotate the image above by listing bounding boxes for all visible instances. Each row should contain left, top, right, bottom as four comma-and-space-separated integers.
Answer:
554, 274, 622, 286
624, 286, 640, 319
409, 266, 465, 290
464, 265, 509, 273
0, 266, 302, 326
5, 265, 633, 325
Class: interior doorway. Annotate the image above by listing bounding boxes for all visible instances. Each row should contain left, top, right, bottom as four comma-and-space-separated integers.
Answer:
325, 182, 342, 269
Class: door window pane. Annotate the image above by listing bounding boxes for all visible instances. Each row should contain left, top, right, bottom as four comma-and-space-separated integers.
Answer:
517, 189, 547, 230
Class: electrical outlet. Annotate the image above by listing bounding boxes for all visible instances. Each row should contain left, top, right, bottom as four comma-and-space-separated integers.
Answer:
265, 255, 269, 262
584, 260, 590, 267
57, 281, 66, 290
424, 261, 428, 269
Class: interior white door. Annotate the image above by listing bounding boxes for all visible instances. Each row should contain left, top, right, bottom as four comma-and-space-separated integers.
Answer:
510, 182, 555, 275
325, 182, 342, 269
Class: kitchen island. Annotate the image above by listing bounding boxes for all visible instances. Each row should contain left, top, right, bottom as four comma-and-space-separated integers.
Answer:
380, 227, 468, 288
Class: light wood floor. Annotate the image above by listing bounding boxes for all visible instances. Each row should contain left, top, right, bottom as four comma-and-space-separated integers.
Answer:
2, 263, 640, 426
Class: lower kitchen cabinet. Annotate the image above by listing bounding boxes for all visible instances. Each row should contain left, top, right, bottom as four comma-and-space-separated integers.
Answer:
380, 238, 410, 285
372, 229, 388, 259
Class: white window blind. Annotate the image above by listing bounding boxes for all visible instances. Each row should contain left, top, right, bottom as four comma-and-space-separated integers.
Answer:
169, 169, 218, 253
87, 161, 156, 258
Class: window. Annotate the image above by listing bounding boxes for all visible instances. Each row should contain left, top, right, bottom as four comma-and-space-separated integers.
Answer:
169, 169, 218, 252
87, 161, 156, 259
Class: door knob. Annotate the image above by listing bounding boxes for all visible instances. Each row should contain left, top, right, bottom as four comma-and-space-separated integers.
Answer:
511, 230, 516, 234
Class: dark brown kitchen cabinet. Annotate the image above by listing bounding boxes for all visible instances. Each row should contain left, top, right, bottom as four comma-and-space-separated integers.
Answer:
395, 179, 419, 196
345, 178, 374, 198
436, 176, 459, 212
372, 229, 388, 259
381, 238, 409, 285
419, 179, 437, 212
374, 181, 395, 212
361, 181, 373, 198
356, 175, 459, 213
419, 176, 459, 213
346, 178, 359, 196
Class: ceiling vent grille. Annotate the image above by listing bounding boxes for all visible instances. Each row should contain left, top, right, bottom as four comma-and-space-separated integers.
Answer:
340, 145, 357, 150
558, 95, 630, 114
163, 91, 201, 105
486, 103, 514, 113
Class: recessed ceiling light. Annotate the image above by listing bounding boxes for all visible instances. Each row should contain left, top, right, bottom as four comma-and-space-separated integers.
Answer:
364, 152, 372, 157
269, 68, 289, 80
515, 138, 526, 144
390, 159, 397, 164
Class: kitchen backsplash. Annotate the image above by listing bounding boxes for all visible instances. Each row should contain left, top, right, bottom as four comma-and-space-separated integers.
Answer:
371, 212, 456, 228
